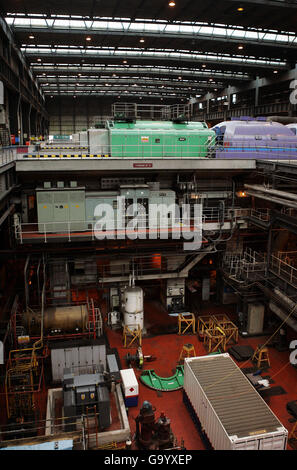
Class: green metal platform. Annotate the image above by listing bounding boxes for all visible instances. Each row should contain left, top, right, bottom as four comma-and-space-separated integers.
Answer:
140, 365, 184, 391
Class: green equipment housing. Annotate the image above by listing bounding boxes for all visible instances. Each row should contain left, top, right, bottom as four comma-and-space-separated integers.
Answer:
106, 119, 215, 158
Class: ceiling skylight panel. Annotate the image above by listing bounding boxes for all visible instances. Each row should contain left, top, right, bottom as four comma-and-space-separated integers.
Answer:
264, 33, 279, 41
212, 27, 227, 36
121, 22, 131, 30
12, 18, 32, 26
131, 22, 145, 31
68, 20, 86, 28
144, 22, 160, 31
276, 34, 289, 42
29, 18, 47, 26
245, 30, 258, 39
107, 21, 122, 29
180, 25, 193, 33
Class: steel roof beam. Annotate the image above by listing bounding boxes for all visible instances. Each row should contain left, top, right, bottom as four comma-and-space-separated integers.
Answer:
38, 77, 220, 89
11, 24, 297, 49
227, 0, 297, 8
32, 65, 251, 80
42, 85, 191, 95
24, 50, 287, 70
45, 92, 186, 98
7, 15, 297, 36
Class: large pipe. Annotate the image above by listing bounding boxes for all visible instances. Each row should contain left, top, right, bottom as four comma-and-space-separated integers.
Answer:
266, 116, 297, 124
256, 282, 297, 331
269, 303, 297, 332
244, 184, 297, 202
245, 190, 297, 209
0, 204, 15, 227
24, 305, 89, 333
273, 288, 296, 310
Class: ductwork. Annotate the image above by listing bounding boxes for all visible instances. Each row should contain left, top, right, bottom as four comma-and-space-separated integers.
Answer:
266, 116, 297, 124
244, 184, 297, 203
269, 303, 297, 333
256, 282, 297, 331
244, 189, 297, 209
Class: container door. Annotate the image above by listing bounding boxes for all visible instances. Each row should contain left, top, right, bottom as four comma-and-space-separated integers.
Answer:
86, 198, 96, 229
37, 191, 54, 232
51, 349, 65, 382
64, 348, 73, 369
53, 191, 69, 232
69, 190, 86, 232
92, 345, 100, 368
234, 439, 259, 450
79, 346, 90, 370
259, 435, 286, 450
70, 347, 79, 368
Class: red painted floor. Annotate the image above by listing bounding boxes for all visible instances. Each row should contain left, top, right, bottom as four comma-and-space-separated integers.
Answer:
106, 301, 297, 450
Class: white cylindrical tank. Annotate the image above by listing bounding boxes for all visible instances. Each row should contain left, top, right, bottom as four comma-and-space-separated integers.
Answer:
123, 286, 144, 331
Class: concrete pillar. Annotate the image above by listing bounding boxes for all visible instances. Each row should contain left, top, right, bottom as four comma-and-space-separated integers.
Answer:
255, 76, 260, 107
30, 108, 37, 137
21, 100, 31, 144
8, 90, 19, 141
206, 93, 210, 114
21, 192, 29, 223
17, 95, 23, 144
36, 112, 42, 138
227, 85, 231, 111
288, 65, 297, 117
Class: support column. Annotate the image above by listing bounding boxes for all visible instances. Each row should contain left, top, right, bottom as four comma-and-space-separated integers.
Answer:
30, 108, 37, 138
206, 93, 210, 115
21, 100, 31, 144
288, 65, 297, 117
265, 220, 274, 277
255, 76, 260, 108
227, 85, 231, 112
8, 90, 19, 143
17, 95, 23, 145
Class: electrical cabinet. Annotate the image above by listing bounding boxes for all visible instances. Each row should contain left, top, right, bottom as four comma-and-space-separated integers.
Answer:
165, 278, 185, 313
37, 189, 86, 233
247, 303, 265, 335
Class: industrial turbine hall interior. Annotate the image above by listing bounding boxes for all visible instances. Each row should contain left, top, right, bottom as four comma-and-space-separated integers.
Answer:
1, 0, 297, 453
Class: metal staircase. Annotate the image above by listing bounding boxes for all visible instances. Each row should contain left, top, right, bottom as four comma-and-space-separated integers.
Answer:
87, 299, 103, 338
85, 405, 98, 449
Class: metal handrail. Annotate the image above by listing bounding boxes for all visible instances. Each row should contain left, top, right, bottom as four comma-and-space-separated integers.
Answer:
13, 206, 251, 243
15, 140, 297, 161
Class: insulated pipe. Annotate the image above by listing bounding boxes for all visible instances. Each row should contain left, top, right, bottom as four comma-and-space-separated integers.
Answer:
244, 184, 297, 202
266, 116, 297, 124
245, 190, 297, 209
256, 283, 297, 330
269, 303, 297, 333
0, 204, 15, 226
274, 288, 296, 310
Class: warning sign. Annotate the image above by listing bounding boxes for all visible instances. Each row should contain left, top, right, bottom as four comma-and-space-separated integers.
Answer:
133, 163, 153, 168
141, 136, 149, 143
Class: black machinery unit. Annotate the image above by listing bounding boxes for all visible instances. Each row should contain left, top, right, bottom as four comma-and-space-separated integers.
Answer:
63, 366, 111, 432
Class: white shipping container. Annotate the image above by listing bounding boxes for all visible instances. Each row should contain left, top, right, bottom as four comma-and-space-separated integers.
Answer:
120, 369, 139, 396
184, 354, 288, 450
120, 368, 139, 407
